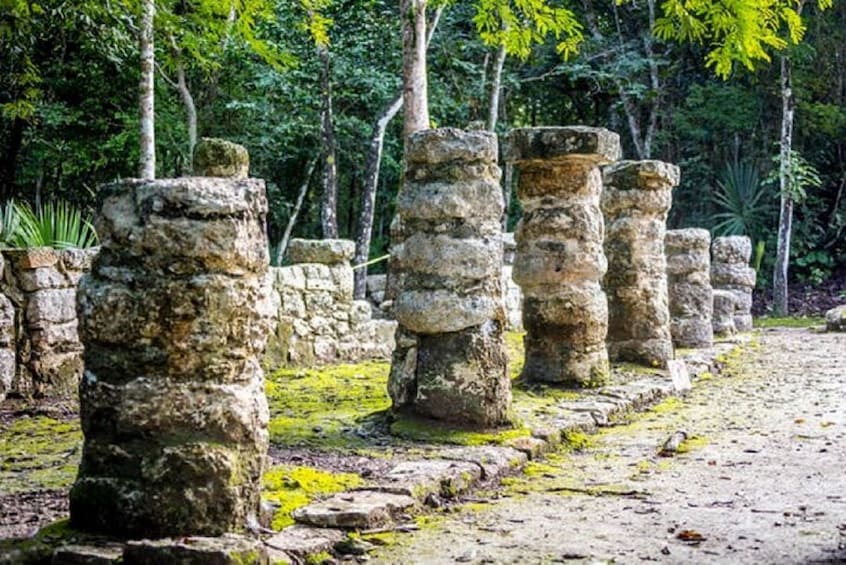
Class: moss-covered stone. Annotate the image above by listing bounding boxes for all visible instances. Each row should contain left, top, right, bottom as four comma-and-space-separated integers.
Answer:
193, 138, 250, 178
262, 465, 363, 530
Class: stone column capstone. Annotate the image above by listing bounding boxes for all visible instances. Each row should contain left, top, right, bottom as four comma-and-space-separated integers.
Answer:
602, 160, 679, 367
711, 236, 756, 332
388, 128, 510, 426
665, 228, 714, 349
504, 126, 620, 386
70, 172, 274, 537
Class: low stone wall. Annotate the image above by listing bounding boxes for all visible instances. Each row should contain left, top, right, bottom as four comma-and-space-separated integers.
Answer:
265, 239, 396, 368
0, 247, 98, 399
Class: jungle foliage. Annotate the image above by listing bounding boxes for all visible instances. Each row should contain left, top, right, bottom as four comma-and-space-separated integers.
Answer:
1, 0, 844, 289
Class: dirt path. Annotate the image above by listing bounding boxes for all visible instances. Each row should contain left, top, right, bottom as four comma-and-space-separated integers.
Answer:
374, 329, 846, 564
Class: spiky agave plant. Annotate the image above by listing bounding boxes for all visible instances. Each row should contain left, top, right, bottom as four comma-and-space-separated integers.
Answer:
0, 201, 21, 248
711, 160, 767, 239
13, 201, 98, 249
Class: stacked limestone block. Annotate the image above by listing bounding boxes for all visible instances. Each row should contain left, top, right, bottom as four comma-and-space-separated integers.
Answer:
711, 236, 756, 332
0, 255, 14, 399
712, 290, 737, 336
389, 128, 510, 425
825, 305, 846, 332
602, 160, 679, 367
70, 176, 274, 537
501, 233, 523, 331
665, 229, 714, 349
504, 126, 621, 386
1, 247, 97, 398
265, 238, 395, 368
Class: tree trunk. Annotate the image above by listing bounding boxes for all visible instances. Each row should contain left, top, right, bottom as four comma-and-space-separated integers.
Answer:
354, 95, 404, 298
354, 5, 444, 298
277, 158, 318, 265
170, 38, 197, 174
486, 44, 507, 132
773, 56, 795, 315
139, 0, 156, 180
318, 45, 339, 238
401, 0, 429, 140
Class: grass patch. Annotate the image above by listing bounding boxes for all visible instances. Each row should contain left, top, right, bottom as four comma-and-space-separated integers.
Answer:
754, 316, 824, 329
505, 331, 526, 379
0, 416, 81, 495
262, 464, 364, 530
266, 361, 391, 448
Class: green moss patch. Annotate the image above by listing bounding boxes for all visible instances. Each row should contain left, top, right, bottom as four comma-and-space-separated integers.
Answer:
262, 464, 364, 530
504, 331, 525, 379
266, 361, 391, 448
0, 415, 82, 495
753, 316, 824, 329
389, 414, 530, 446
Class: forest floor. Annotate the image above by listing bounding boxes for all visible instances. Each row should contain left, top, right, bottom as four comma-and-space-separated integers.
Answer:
753, 276, 845, 317
1, 326, 844, 565
372, 328, 846, 564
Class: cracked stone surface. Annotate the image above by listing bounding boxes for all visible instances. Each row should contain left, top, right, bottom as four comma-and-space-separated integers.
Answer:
292, 490, 416, 529
373, 329, 846, 564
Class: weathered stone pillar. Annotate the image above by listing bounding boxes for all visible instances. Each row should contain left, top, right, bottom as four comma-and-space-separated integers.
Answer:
504, 126, 620, 386
389, 128, 510, 425
0, 255, 14, 400
71, 172, 274, 537
712, 289, 738, 337
711, 236, 756, 331
501, 233, 523, 331
665, 229, 714, 349
602, 160, 679, 367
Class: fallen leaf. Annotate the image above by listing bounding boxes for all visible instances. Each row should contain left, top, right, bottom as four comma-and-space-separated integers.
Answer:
677, 530, 707, 543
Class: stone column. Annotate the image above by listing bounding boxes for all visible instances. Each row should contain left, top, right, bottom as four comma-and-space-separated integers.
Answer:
388, 128, 510, 426
70, 173, 274, 537
0, 255, 14, 400
711, 236, 756, 331
712, 289, 737, 337
665, 229, 714, 349
504, 126, 620, 386
602, 160, 679, 367
501, 233, 523, 331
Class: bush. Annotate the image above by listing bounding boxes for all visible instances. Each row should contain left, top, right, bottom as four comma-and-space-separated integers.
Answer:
0, 200, 98, 249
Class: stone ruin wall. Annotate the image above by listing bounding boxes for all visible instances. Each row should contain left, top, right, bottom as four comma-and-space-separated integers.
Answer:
265, 238, 396, 369
0, 247, 98, 400
0, 238, 398, 402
